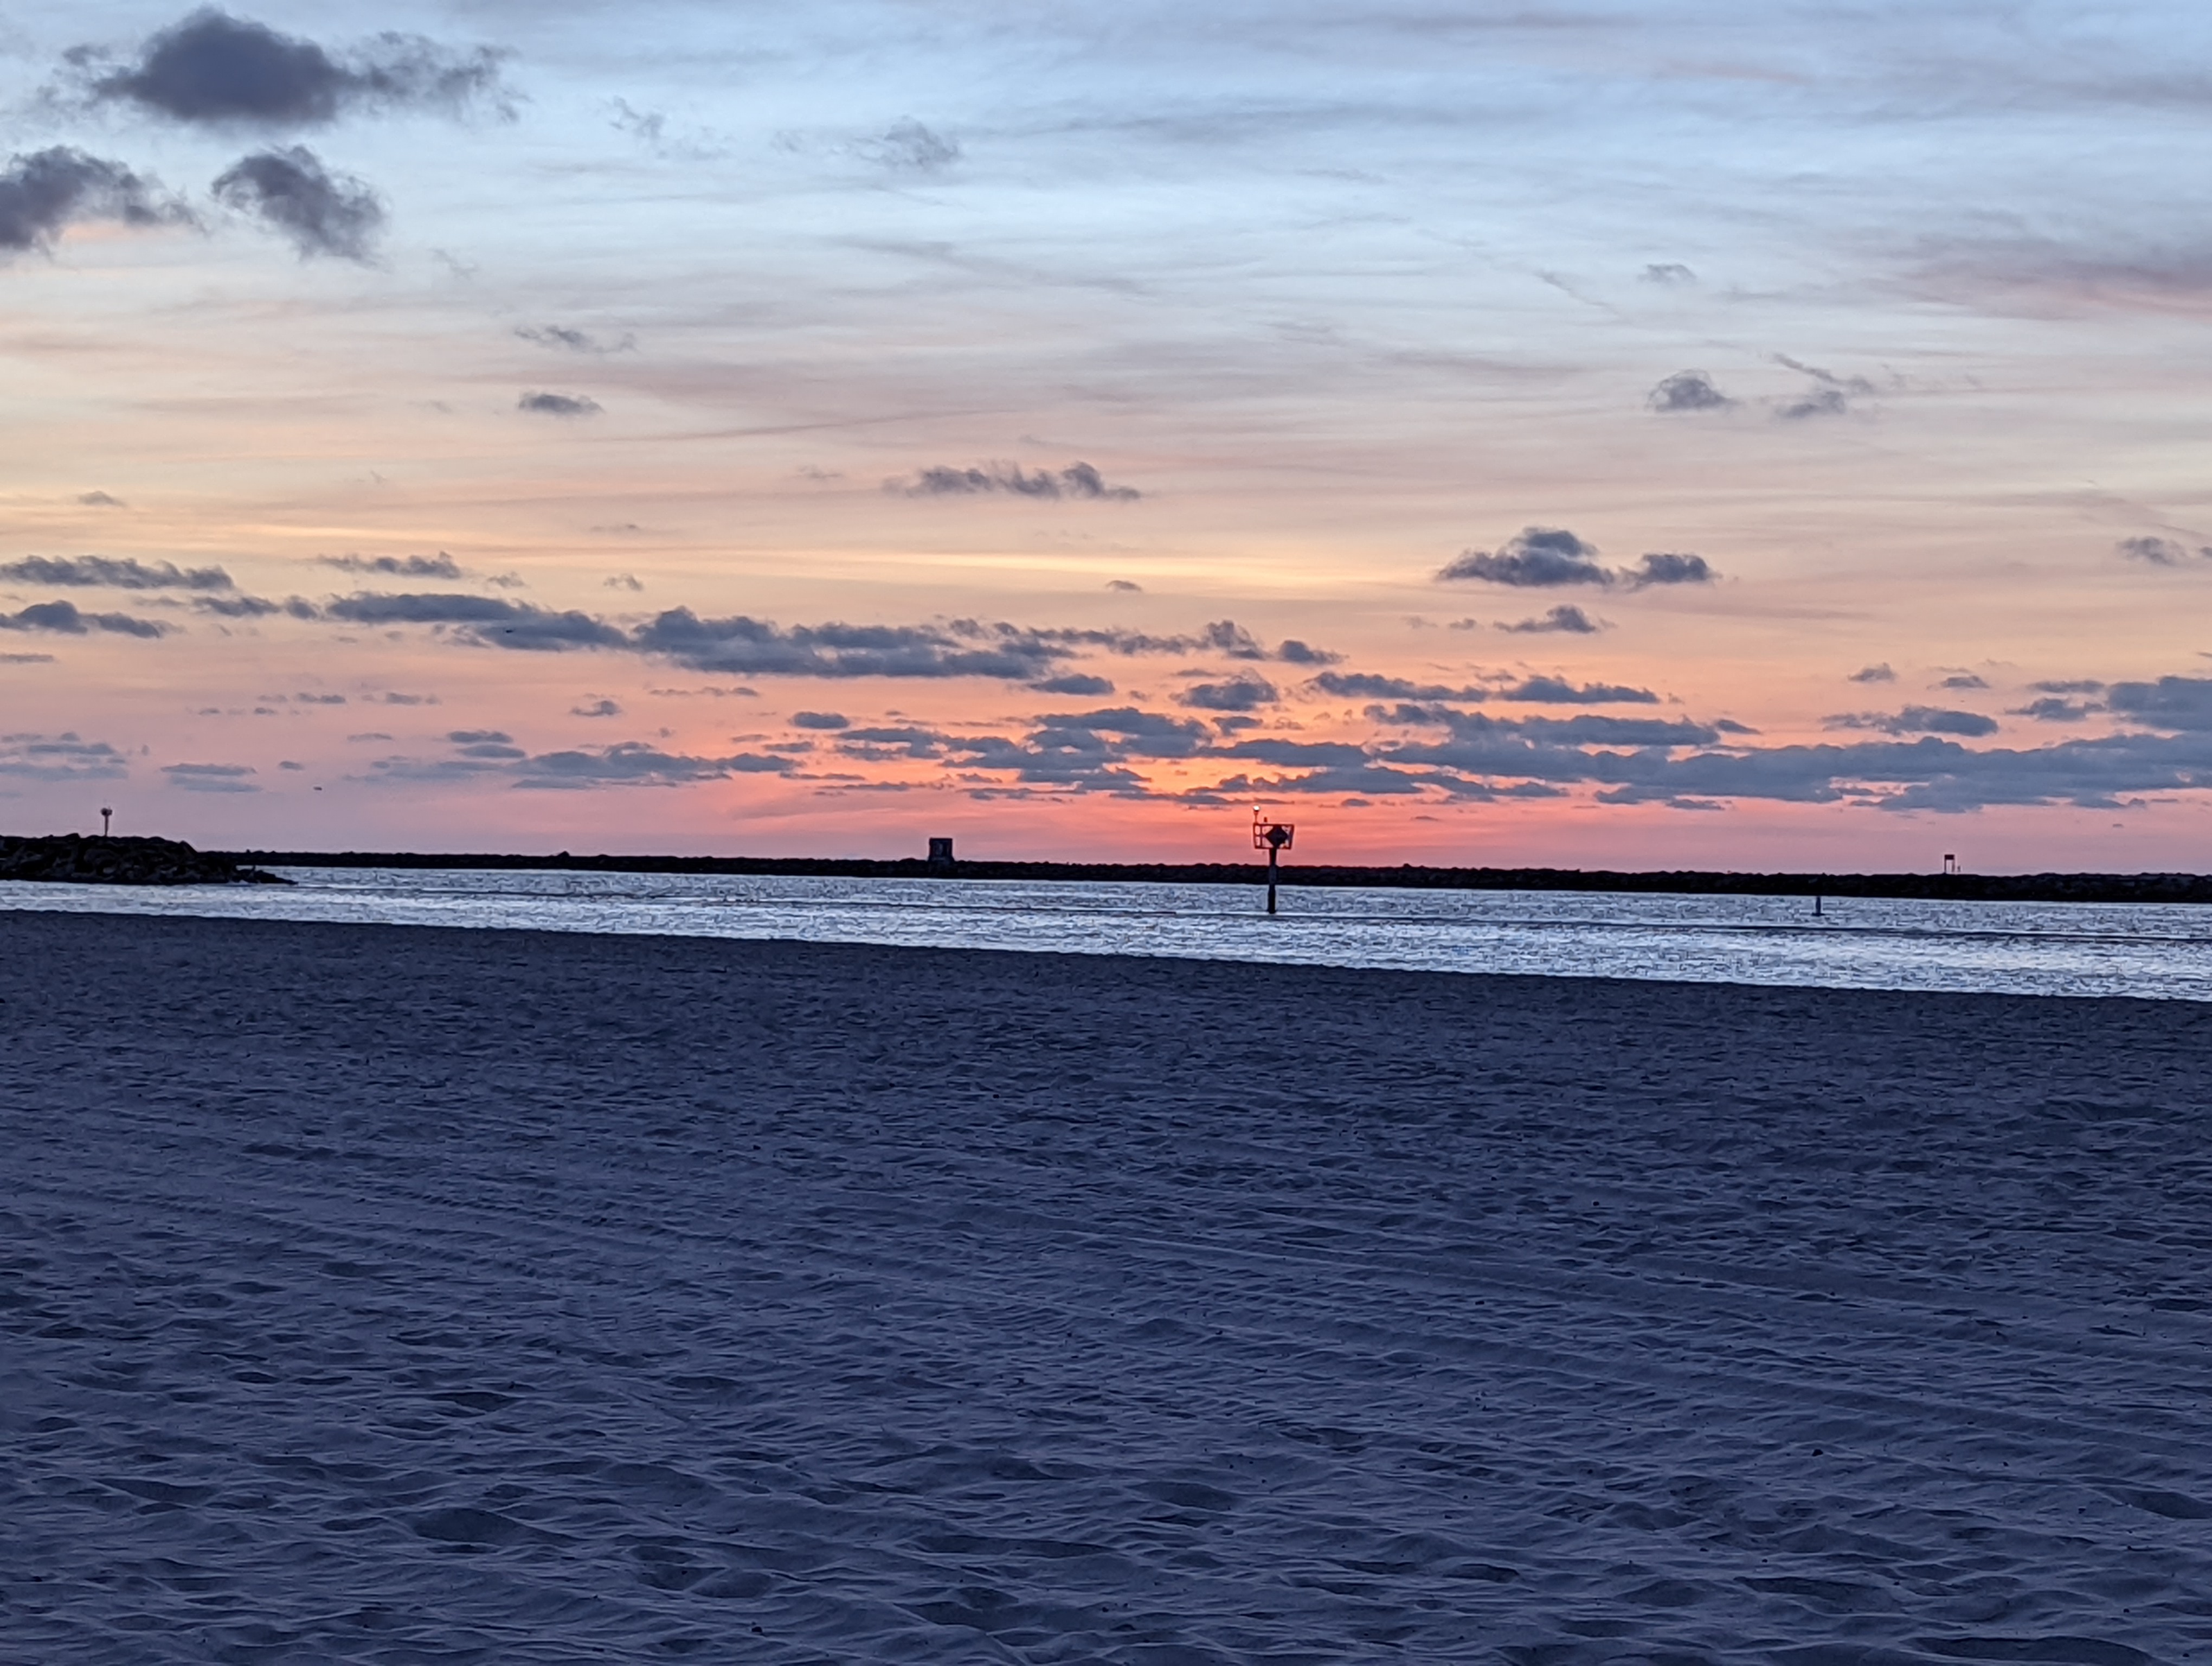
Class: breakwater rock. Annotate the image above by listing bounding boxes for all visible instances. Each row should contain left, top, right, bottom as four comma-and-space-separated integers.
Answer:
1, 834, 291, 887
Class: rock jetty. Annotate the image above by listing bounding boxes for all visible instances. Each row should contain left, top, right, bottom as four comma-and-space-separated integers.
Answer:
224, 848, 2212, 906
0, 834, 290, 887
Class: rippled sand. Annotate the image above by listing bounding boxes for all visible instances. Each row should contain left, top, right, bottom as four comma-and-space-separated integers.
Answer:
4, 911, 2209, 1663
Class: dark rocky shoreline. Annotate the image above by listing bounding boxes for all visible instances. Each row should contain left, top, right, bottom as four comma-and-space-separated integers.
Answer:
1, 834, 290, 887
223, 847, 2212, 905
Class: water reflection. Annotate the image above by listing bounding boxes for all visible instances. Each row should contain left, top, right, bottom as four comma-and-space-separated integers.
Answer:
5, 867, 2211, 1002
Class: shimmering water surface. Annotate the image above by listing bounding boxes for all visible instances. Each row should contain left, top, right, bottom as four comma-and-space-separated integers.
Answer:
7, 866, 2211, 1001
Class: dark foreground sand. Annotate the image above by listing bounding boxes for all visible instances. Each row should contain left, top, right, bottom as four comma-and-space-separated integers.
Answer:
4, 913, 2210, 1665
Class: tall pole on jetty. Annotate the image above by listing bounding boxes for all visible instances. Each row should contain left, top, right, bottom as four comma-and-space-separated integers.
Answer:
1252, 808, 1295, 916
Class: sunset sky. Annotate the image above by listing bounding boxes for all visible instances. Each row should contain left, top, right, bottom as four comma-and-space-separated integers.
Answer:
6, 1, 2212, 866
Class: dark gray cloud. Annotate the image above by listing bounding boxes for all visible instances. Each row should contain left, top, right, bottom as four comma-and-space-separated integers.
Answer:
1500, 676, 1658, 706
1374, 709, 1921, 809
897, 461, 1140, 501
834, 724, 947, 760
0, 599, 170, 638
312, 591, 1284, 692
452, 736, 524, 759
790, 710, 850, 729
1482, 712, 1718, 747
866, 119, 959, 173
323, 654, 2212, 817
195, 593, 313, 619
516, 324, 633, 354
1629, 551, 1714, 587
1499, 604, 1604, 634
1640, 263, 1696, 285
319, 552, 462, 579
1217, 739, 1382, 771
2107, 675, 2212, 731
1440, 530, 1716, 589
1207, 762, 1436, 799
0, 554, 230, 590
1849, 663, 1896, 683
740, 665, 2212, 817
1827, 706, 1999, 738
325, 592, 624, 650
1648, 370, 1732, 412
84, 10, 504, 129
1779, 387, 1850, 420
636, 609, 1070, 681
2011, 696, 2099, 723
1310, 670, 1490, 701
0, 732, 128, 780
1439, 527, 1610, 587
1321, 672, 1656, 710
1033, 672, 1116, 696
0, 652, 56, 664
213, 146, 382, 260
1199, 619, 1265, 658
365, 752, 507, 783
1178, 672, 1279, 712
163, 760, 258, 792
625, 609, 1318, 683
960, 703, 1221, 796
1105, 579, 1142, 592
1937, 672, 1989, 690
2118, 535, 2211, 566
2033, 678, 2106, 694
857, 706, 1214, 797
1184, 618, 1339, 665
516, 742, 793, 789
78, 491, 125, 508
0, 147, 187, 257
519, 391, 601, 418
570, 697, 621, 717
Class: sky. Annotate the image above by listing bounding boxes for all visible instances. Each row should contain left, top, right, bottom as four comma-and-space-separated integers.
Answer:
6, 1, 2212, 867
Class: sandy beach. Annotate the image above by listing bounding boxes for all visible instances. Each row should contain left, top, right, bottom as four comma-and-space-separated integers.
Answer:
3, 910, 2209, 1665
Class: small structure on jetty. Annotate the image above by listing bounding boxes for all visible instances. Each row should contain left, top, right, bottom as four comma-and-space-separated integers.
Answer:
927, 837, 955, 870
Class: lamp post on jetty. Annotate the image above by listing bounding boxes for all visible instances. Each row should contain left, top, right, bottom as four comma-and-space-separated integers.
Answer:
99, 806, 112, 837
1252, 807, 1294, 916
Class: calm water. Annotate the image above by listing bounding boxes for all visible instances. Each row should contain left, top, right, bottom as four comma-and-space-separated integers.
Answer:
7, 866, 2212, 1001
